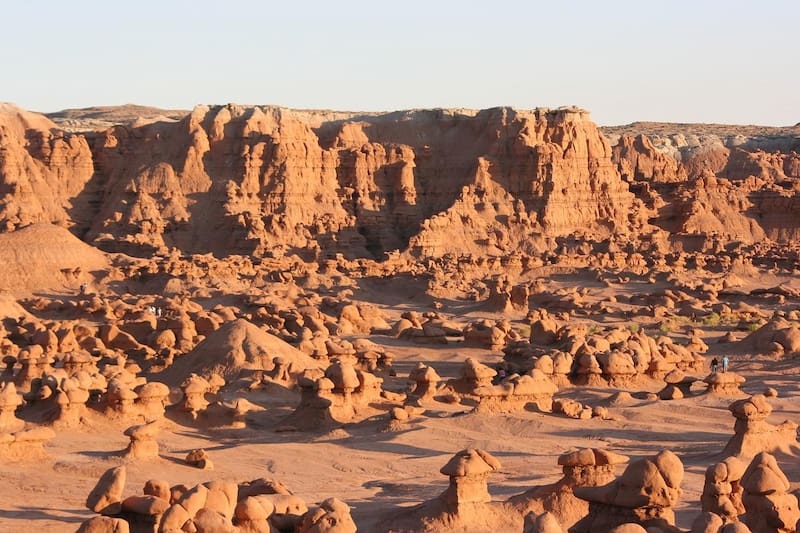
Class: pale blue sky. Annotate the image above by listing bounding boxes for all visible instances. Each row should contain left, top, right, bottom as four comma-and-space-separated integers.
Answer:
2, 0, 798, 125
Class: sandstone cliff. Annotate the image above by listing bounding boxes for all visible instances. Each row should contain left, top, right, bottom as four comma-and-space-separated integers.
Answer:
1, 102, 798, 258
0, 103, 94, 231
605, 122, 800, 245
1, 103, 642, 259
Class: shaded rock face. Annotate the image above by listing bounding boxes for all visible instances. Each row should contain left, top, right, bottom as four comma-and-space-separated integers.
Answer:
0, 104, 636, 259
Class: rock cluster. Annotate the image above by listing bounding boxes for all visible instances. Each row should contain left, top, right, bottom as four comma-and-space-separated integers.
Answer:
701, 456, 746, 523
505, 323, 705, 389
78, 465, 356, 532
572, 450, 684, 532
473, 369, 558, 413
511, 448, 630, 529
283, 356, 386, 429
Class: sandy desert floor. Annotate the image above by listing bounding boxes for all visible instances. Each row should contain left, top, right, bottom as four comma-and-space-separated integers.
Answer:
1, 267, 799, 533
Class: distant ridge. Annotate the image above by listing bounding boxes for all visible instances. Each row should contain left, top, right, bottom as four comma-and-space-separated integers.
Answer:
45, 104, 189, 131
602, 121, 800, 138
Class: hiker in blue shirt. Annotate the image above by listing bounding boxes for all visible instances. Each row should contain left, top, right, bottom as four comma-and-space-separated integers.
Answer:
722, 356, 730, 373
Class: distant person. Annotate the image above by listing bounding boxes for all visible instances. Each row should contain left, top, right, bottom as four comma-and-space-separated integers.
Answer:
711, 357, 719, 374
79, 283, 88, 295
722, 356, 730, 373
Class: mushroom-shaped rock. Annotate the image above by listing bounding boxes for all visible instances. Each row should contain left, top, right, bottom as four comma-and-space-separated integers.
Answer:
722, 394, 799, 458
269, 356, 292, 381
106, 379, 138, 415
475, 370, 558, 413
135, 382, 170, 419
408, 363, 441, 402
513, 370, 558, 410
439, 448, 501, 507
324, 358, 360, 394
0, 426, 55, 459
659, 369, 699, 400
704, 372, 746, 396
123, 419, 161, 460
508, 446, 631, 529
180, 374, 211, 418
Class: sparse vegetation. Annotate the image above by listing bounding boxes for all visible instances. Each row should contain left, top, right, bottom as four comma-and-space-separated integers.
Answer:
702, 312, 722, 327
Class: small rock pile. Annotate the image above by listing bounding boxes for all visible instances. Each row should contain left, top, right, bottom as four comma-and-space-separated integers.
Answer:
77, 465, 357, 532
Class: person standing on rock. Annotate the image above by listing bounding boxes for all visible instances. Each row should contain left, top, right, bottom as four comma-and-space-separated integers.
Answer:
711, 357, 719, 373
722, 356, 729, 373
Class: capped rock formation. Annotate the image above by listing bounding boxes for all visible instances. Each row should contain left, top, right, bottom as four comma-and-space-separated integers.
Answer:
722, 394, 800, 458
572, 450, 685, 532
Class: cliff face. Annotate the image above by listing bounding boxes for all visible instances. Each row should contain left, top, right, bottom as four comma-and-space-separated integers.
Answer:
1, 103, 798, 258
0, 103, 94, 231
0, 104, 640, 259
606, 125, 800, 246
